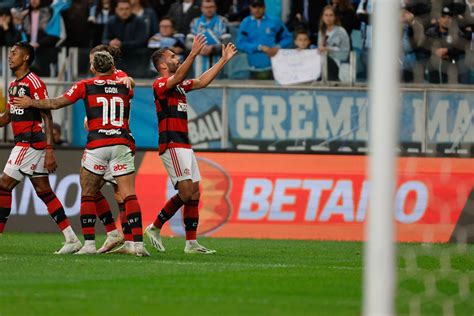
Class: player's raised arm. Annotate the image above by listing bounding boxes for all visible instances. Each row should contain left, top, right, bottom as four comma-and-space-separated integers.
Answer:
164, 34, 206, 89
13, 95, 72, 110
191, 42, 238, 90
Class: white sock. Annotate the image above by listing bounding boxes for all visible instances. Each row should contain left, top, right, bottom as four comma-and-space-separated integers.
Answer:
123, 240, 133, 246
134, 241, 144, 247
62, 226, 77, 242
84, 240, 96, 247
107, 229, 119, 237
186, 240, 198, 247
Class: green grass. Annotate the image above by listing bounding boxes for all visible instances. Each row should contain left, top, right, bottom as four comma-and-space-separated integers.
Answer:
0, 234, 473, 316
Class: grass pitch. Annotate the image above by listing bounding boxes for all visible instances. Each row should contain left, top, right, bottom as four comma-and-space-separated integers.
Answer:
0, 233, 473, 316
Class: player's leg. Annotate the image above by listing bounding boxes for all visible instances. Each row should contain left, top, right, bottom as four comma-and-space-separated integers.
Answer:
111, 145, 149, 257
0, 146, 27, 234
182, 153, 215, 254
76, 148, 107, 254
144, 148, 190, 252
108, 184, 135, 254
0, 174, 20, 234
94, 174, 125, 253
30, 175, 82, 254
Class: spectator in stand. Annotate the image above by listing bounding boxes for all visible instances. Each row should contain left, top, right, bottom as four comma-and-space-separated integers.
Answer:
318, 5, 350, 81
130, 0, 158, 39
21, 0, 60, 76
103, 0, 149, 77
236, 0, 292, 79
287, 0, 326, 43
52, 123, 68, 146
187, 0, 230, 76
166, 0, 200, 35
148, 0, 174, 20
148, 16, 184, 53
216, 0, 249, 25
0, 9, 18, 47
330, 0, 359, 42
294, 28, 315, 49
63, 0, 90, 48
88, 0, 115, 47
423, 6, 469, 83
356, 0, 373, 80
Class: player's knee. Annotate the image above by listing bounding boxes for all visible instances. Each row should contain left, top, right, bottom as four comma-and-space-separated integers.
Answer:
191, 190, 200, 201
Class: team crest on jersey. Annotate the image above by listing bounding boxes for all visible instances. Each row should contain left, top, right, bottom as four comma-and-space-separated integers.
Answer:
94, 79, 106, 86
18, 87, 26, 97
182, 80, 191, 86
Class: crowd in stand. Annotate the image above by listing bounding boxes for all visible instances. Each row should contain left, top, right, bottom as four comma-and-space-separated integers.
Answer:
0, 0, 473, 84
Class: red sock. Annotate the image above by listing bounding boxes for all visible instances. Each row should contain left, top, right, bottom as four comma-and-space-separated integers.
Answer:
119, 202, 133, 241
80, 195, 97, 240
183, 200, 199, 240
94, 192, 116, 233
37, 189, 70, 231
0, 188, 12, 233
153, 194, 184, 229
124, 195, 143, 242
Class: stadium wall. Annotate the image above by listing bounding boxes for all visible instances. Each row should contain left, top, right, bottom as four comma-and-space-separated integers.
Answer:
68, 85, 474, 155
2, 148, 473, 243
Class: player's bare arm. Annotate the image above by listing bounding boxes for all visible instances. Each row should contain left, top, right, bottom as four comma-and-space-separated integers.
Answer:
191, 43, 238, 90
166, 34, 207, 89
13, 95, 72, 110
0, 108, 12, 127
40, 110, 57, 173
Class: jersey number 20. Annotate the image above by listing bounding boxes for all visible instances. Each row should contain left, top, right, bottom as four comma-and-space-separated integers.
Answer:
97, 96, 124, 127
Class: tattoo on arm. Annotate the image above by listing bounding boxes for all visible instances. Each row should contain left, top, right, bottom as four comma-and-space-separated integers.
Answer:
33, 97, 71, 110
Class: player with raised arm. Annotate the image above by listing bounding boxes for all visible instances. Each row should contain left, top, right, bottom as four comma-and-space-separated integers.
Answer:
14, 51, 149, 257
144, 34, 237, 254
0, 42, 81, 254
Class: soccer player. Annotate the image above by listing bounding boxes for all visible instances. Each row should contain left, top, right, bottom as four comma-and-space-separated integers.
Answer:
14, 51, 149, 257
84, 45, 136, 254
144, 34, 237, 254
0, 41, 81, 254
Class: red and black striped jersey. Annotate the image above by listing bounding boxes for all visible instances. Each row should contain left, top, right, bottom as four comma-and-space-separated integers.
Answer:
7, 72, 47, 149
64, 74, 134, 149
153, 77, 194, 154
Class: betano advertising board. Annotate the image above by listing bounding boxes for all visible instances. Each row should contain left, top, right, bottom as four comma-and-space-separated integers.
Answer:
4, 149, 473, 242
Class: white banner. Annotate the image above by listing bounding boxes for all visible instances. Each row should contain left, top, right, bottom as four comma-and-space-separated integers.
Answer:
271, 49, 321, 85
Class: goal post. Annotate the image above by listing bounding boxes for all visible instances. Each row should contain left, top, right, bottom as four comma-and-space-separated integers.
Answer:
363, 0, 401, 314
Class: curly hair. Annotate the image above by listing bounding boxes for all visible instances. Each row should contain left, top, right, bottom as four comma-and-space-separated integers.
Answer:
92, 51, 114, 73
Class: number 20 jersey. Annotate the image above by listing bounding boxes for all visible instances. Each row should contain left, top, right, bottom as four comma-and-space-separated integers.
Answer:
63, 75, 134, 149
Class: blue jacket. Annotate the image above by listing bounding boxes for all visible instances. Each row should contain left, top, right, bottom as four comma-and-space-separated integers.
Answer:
236, 14, 292, 70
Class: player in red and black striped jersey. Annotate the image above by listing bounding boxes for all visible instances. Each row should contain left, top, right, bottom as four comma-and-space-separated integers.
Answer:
144, 34, 237, 254
0, 42, 81, 254
79, 45, 138, 255
14, 50, 150, 257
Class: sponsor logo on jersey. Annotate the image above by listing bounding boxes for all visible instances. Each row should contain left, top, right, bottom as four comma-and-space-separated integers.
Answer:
31, 164, 36, 171
177, 102, 188, 112
184, 168, 190, 175
98, 129, 122, 136
10, 105, 24, 115
94, 80, 106, 86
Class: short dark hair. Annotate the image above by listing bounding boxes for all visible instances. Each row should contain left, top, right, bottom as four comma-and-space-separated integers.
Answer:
90, 44, 121, 64
13, 41, 35, 65
151, 47, 171, 71
92, 51, 114, 73
116, 0, 131, 5
293, 28, 310, 40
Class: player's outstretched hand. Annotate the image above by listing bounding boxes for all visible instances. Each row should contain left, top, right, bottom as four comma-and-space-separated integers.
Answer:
44, 149, 57, 173
13, 96, 32, 108
221, 43, 238, 62
191, 34, 207, 56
